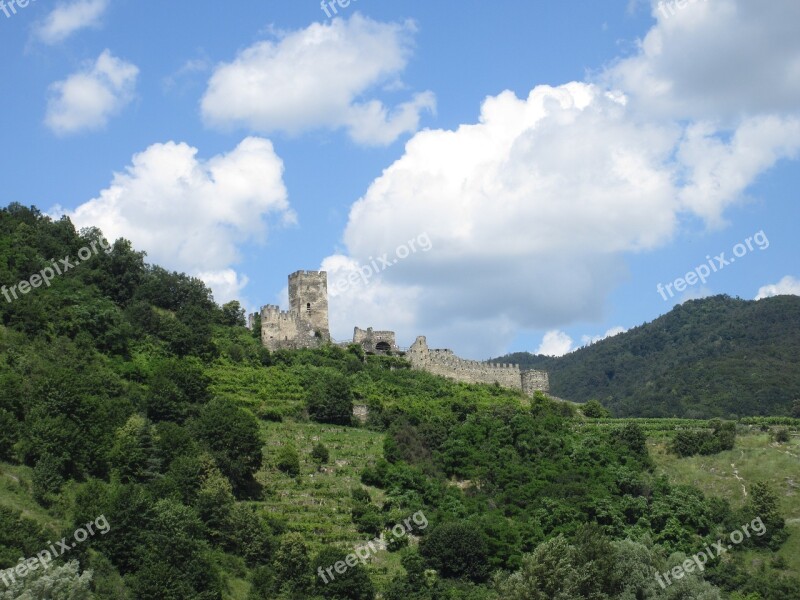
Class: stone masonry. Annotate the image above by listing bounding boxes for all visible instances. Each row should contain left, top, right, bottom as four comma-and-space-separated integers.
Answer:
252, 271, 549, 395
406, 336, 549, 396
258, 271, 331, 350
353, 327, 398, 354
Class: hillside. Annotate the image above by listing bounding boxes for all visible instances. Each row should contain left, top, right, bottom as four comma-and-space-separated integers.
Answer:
1, 205, 799, 600
492, 295, 800, 418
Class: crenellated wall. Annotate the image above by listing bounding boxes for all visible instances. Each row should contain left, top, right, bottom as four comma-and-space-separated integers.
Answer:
406, 336, 549, 395
259, 271, 331, 350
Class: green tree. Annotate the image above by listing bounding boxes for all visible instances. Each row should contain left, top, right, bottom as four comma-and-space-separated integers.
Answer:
0, 560, 94, 600
307, 370, 353, 425
313, 547, 375, 599
745, 481, 787, 549
581, 399, 610, 418
272, 533, 311, 595
109, 414, 160, 483
220, 301, 246, 327
0, 409, 16, 462
193, 398, 263, 492
146, 357, 210, 423
496, 536, 580, 600
32, 453, 66, 506
617, 422, 647, 455
419, 521, 490, 582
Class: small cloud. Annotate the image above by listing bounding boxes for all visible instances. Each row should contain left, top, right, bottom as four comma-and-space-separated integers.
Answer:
34, 0, 109, 45
537, 330, 574, 357
45, 49, 138, 135
755, 275, 800, 300
163, 58, 212, 92
580, 326, 627, 346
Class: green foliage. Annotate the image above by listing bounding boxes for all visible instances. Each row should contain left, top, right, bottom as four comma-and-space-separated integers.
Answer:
307, 369, 354, 425
192, 398, 263, 492
220, 300, 246, 327
146, 357, 211, 423
773, 428, 790, 443
272, 532, 311, 595
313, 547, 376, 599
276, 444, 301, 477
311, 442, 331, 468
109, 414, 160, 483
420, 521, 490, 582
671, 420, 736, 457
0, 560, 95, 600
742, 482, 788, 550
582, 399, 611, 418
0, 207, 797, 599
31, 453, 66, 506
493, 295, 800, 418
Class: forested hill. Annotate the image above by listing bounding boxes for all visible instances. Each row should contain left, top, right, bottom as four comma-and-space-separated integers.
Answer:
491, 295, 800, 418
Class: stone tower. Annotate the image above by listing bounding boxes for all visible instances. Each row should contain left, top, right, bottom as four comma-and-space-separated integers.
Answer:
289, 270, 329, 337
260, 270, 330, 350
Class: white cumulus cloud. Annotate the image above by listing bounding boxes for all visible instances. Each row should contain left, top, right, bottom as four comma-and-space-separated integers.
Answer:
66, 137, 292, 304
45, 49, 138, 135
201, 14, 435, 146
756, 276, 800, 300
319, 0, 800, 357
34, 0, 109, 45
537, 331, 574, 357
608, 0, 800, 121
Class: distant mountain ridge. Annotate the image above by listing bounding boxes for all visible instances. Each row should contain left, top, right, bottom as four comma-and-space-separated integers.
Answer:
490, 295, 800, 418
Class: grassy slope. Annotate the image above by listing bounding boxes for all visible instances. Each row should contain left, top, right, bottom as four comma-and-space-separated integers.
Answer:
650, 429, 800, 576
257, 420, 405, 590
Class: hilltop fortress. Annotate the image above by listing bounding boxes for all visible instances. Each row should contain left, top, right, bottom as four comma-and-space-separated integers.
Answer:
250, 271, 549, 396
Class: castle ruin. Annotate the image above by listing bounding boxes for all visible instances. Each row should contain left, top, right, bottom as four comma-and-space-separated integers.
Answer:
256, 271, 331, 351
353, 327, 398, 355
251, 270, 549, 396
406, 336, 549, 395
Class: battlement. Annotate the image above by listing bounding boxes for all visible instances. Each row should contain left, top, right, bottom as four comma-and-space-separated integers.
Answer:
254, 272, 549, 396
407, 335, 548, 396
261, 270, 330, 350
289, 270, 327, 281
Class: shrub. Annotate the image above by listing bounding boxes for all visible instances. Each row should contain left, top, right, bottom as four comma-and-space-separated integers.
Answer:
774, 428, 790, 443
311, 442, 330, 467
276, 445, 300, 477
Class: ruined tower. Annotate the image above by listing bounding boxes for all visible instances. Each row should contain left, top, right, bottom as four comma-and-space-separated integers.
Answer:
260, 270, 330, 350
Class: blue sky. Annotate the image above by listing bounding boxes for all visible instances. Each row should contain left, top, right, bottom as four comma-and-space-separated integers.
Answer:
1, 0, 798, 358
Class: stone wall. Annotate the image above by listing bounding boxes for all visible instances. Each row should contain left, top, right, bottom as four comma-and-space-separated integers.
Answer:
260, 271, 331, 350
407, 336, 548, 395
521, 369, 550, 395
353, 327, 397, 354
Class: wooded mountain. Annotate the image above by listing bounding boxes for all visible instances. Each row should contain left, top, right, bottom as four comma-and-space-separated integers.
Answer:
492, 295, 800, 418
